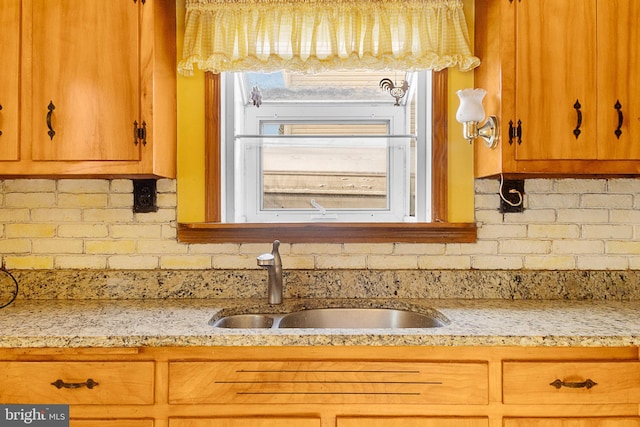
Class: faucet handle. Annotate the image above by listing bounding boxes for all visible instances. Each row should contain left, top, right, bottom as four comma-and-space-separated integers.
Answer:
257, 253, 275, 267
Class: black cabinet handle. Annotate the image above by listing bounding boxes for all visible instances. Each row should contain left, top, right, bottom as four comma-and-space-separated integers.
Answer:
0, 103, 3, 136
550, 378, 597, 389
51, 378, 99, 389
573, 100, 582, 139
133, 121, 139, 145
46, 101, 56, 140
614, 100, 623, 139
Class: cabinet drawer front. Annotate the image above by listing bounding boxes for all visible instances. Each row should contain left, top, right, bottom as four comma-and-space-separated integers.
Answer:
170, 417, 320, 427
71, 421, 154, 427
337, 417, 489, 427
169, 361, 488, 405
503, 361, 640, 404
0, 362, 155, 405
503, 418, 640, 427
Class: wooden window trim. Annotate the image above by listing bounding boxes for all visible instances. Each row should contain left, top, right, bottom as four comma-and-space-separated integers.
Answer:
177, 70, 477, 244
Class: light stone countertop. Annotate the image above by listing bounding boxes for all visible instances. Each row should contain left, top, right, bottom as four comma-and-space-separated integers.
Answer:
1, 298, 639, 348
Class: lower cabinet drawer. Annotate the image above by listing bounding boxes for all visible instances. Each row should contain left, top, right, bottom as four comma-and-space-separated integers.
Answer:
169, 417, 320, 427
71, 420, 154, 427
0, 361, 155, 405
503, 418, 640, 427
503, 361, 640, 405
168, 360, 488, 405
337, 417, 489, 427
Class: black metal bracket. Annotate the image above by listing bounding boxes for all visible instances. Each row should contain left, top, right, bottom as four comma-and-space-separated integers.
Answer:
133, 179, 158, 213
508, 120, 522, 145
133, 120, 147, 146
499, 179, 525, 213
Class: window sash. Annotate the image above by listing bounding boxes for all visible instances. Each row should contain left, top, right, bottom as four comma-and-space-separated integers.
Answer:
237, 135, 414, 222
229, 82, 426, 223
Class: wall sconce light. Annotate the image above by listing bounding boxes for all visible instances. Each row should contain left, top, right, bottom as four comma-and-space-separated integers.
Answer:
456, 88, 499, 149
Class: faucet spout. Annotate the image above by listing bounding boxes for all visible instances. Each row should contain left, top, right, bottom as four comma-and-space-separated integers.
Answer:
257, 240, 283, 304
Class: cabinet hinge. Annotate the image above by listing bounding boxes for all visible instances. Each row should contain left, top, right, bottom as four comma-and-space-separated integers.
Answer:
133, 120, 147, 146
508, 119, 522, 145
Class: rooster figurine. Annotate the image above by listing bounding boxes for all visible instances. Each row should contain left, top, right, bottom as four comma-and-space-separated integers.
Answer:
250, 85, 262, 108
379, 78, 409, 106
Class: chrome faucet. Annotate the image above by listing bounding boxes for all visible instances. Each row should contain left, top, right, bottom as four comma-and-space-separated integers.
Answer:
257, 240, 283, 304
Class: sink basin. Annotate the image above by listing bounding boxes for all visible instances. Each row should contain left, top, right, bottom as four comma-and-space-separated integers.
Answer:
211, 307, 446, 329
278, 308, 445, 329
212, 314, 275, 328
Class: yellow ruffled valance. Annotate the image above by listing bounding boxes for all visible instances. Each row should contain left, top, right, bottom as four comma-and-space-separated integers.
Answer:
178, 0, 480, 75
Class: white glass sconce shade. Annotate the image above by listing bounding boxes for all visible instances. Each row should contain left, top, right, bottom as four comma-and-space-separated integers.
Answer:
456, 88, 487, 123
455, 88, 498, 149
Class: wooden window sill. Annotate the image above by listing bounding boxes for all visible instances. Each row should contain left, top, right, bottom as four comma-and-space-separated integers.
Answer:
177, 222, 477, 244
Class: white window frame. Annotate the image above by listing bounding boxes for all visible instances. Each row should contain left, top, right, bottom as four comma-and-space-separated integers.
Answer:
221, 71, 432, 223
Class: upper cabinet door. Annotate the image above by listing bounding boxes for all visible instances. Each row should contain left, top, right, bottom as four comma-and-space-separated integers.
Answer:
596, 0, 640, 160
0, 0, 20, 161
30, 0, 140, 161
514, 0, 597, 161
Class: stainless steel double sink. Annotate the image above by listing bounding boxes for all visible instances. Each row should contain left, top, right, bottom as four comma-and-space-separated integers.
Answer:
211, 306, 448, 329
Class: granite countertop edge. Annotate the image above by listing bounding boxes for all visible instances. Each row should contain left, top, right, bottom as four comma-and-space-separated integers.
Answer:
1, 298, 639, 348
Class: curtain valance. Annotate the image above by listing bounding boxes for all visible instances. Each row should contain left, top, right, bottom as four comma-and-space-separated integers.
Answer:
178, 0, 480, 75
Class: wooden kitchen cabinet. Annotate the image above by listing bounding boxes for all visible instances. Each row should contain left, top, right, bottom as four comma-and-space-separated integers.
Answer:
72, 421, 154, 427
0, 349, 156, 426
0, 0, 176, 177
170, 418, 488, 427
0, 0, 20, 161
2, 346, 640, 426
336, 417, 488, 427
504, 419, 640, 427
168, 360, 488, 405
474, 0, 640, 177
169, 418, 320, 427
502, 358, 640, 426
595, 0, 640, 160
0, 361, 155, 404
30, 0, 140, 162
510, 0, 596, 162
503, 361, 640, 405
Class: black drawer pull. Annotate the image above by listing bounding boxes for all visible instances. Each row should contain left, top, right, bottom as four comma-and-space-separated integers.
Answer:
614, 100, 624, 139
51, 378, 99, 389
573, 99, 582, 139
46, 101, 56, 140
550, 378, 597, 389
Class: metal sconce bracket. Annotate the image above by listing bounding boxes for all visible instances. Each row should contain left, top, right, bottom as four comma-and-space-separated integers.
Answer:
133, 179, 158, 213
478, 116, 499, 148
462, 116, 499, 148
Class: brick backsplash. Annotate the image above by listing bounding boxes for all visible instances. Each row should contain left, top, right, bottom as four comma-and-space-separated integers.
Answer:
1, 178, 640, 270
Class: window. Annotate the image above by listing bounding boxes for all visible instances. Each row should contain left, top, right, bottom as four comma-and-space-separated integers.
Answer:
176, 69, 478, 243
176, 0, 479, 243
224, 70, 429, 223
